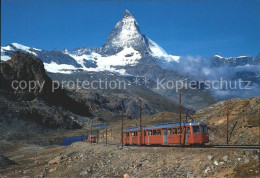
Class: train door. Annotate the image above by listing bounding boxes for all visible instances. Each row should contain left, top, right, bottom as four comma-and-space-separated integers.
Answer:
130, 132, 132, 145
184, 127, 188, 144
186, 126, 191, 144
143, 130, 146, 145
147, 130, 151, 145
163, 128, 168, 144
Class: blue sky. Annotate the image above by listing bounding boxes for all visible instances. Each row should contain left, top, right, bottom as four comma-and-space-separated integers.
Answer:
1, 0, 260, 57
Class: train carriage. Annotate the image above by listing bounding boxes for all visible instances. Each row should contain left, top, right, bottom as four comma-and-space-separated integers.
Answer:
123, 121, 209, 146
87, 135, 96, 143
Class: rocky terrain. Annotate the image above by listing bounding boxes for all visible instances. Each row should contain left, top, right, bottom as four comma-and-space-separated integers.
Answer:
195, 97, 260, 145
0, 141, 259, 177
0, 48, 259, 178
0, 97, 259, 177
0, 52, 92, 139
48, 71, 193, 118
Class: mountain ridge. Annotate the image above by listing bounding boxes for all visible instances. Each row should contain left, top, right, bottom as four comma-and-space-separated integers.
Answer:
1, 9, 259, 74
1, 10, 259, 108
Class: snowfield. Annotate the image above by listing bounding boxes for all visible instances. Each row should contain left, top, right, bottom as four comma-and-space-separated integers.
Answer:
148, 38, 180, 63
44, 62, 77, 74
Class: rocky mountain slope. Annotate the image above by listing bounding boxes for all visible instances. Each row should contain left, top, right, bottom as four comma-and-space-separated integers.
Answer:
211, 55, 259, 67
48, 70, 193, 118
0, 52, 91, 132
195, 97, 259, 145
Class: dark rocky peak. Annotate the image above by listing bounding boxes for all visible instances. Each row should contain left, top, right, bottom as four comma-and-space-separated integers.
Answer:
101, 10, 150, 55
0, 52, 91, 117
123, 9, 133, 18
0, 52, 49, 97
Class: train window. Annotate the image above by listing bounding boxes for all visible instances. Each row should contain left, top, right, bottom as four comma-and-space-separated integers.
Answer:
193, 126, 200, 133
153, 130, 157, 135
167, 128, 172, 135
202, 126, 207, 133
126, 133, 129, 137
148, 131, 152, 136
144, 131, 146, 136
187, 127, 190, 134
173, 128, 177, 134
135, 132, 138, 136
131, 132, 134, 136
157, 130, 161, 135
178, 128, 182, 134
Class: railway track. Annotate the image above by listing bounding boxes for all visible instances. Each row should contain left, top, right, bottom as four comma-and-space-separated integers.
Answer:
102, 142, 260, 149
161, 145, 260, 149
207, 145, 260, 149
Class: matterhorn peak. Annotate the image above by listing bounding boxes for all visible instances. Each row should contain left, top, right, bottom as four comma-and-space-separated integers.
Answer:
123, 9, 133, 18
101, 9, 150, 55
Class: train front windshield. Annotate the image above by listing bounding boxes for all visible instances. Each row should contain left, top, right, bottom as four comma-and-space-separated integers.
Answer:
192, 125, 208, 134
193, 126, 200, 133
201, 125, 208, 133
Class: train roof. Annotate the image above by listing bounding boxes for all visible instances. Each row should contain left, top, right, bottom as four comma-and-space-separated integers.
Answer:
88, 135, 96, 137
123, 121, 207, 132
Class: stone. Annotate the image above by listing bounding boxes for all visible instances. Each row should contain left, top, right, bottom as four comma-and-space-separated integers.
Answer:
80, 168, 91, 176
208, 155, 214, 160
219, 162, 225, 166
48, 168, 56, 173
214, 160, 219, 166
244, 158, 250, 163
48, 156, 62, 165
137, 163, 142, 167
124, 173, 130, 178
223, 155, 228, 162
80, 170, 89, 176
187, 171, 194, 178
22, 170, 30, 174
204, 167, 211, 174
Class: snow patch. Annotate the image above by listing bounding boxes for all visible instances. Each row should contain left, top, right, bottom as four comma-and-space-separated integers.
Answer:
32, 47, 42, 51
2, 45, 14, 51
66, 52, 101, 69
44, 62, 77, 74
12, 43, 30, 51
97, 47, 141, 67
237, 56, 250, 58
67, 47, 141, 75
1, 55, 11, 61
214, 55, 224, 58
148, 38, 180, 62
11, 43, 38, 56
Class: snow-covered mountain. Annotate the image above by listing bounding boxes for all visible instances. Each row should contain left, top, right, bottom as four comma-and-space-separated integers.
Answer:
101, 10, 149, 55
1, 43, 39, 61
1, 10, 259, 104
210, 55, 259, 67
1, 10, 179, 74
1, 43, 82, 74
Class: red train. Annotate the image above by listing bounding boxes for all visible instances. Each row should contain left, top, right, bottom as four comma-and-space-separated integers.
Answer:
87, 135, 96, 143
123, 121, 209, 145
